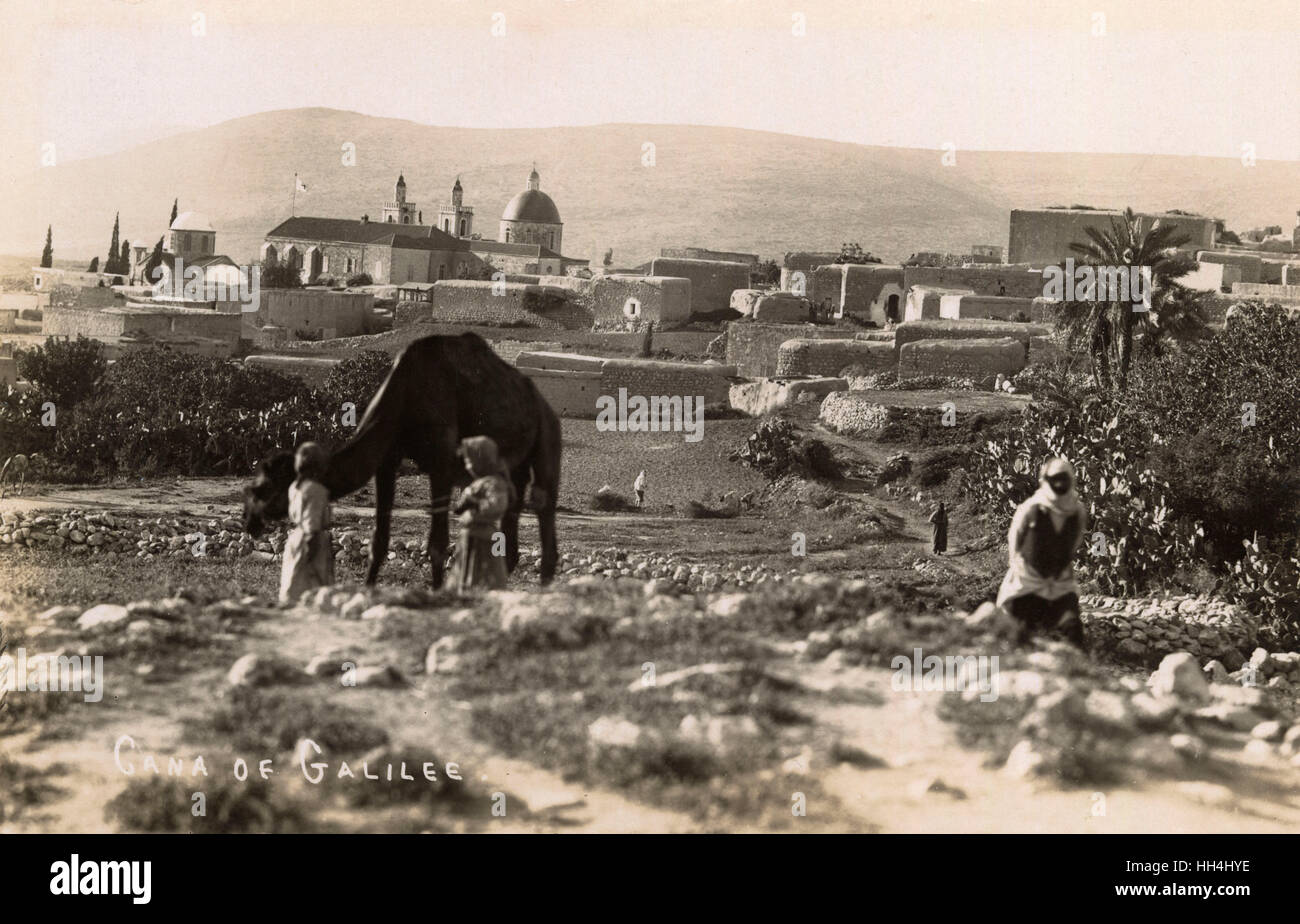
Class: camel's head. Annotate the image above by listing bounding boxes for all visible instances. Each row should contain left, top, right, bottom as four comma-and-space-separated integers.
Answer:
242, 451, 296, 537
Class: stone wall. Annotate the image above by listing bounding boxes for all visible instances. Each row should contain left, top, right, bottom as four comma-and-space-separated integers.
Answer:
394, 280, 587, 329
724, 321, 864, 377
904, 265, 1045, 299
1197, 251, 1263, 284
649, 258, 750, 315
49, 284, 122, 309
894, 319, 1045, 359
251, 289, 375, 339
598, 358, 736, 407
661, 247, 758, 265
1009, 209, 1216, 266
775, 339, 894, 377
752, 292, 809, 322
590, 275, 692, 328
43, 305, 241, 355
243, 354, 341, 387
942, 294, 1043, 321
1259, 258, 1300, 285
898, 337, 1026, 383
728, 377, 846, 416
516, 351, 736, 418
1231, 282, 1300, 303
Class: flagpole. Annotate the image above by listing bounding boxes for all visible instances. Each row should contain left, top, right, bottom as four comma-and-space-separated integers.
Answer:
292, 173, 297, 217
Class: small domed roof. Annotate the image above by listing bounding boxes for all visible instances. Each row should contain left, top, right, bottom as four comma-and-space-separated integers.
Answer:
502, 189, 561, 224
170, 211, 214, 232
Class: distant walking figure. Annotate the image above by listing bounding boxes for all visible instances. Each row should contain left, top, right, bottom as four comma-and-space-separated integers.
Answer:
928, 502, 948, 554
0, 453, 31, 499
279, 442, 335, 605
634, 469, 647, 508
446, 436, 513, 592
997, 457, 1087, 647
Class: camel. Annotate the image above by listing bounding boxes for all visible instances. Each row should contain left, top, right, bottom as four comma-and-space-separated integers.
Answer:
0, 453, 36, 499
243, 332, 562, 587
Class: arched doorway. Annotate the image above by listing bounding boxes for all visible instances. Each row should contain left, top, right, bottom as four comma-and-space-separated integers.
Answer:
306, 247, 323, 282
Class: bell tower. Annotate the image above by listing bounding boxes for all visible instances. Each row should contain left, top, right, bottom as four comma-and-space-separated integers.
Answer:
438, 176, 474, 238
382, 174, 419, 224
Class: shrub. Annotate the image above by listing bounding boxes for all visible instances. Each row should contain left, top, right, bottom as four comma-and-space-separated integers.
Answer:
322, 350, 393, 412
15, 335, 106, 409
346, 272, 373, 287
591, 487, 636, 512
260, 263, 302, 289
106, 776, 312, 833
964, 395, 1200, 596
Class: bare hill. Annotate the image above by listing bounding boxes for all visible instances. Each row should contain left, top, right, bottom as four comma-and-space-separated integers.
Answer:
4, 108, 1296, 267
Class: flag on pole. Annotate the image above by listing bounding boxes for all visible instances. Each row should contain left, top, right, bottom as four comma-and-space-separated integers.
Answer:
296, 176, 308, 192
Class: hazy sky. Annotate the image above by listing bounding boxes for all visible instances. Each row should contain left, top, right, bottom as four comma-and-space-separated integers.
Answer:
3, 0, 1298, 166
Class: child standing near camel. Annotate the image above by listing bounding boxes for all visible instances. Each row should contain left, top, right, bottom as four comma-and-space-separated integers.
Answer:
447, 436, 514, 592
279, 442, 335, 604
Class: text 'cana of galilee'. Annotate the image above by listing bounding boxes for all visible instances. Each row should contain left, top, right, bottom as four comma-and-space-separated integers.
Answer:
114, 735, 466, 785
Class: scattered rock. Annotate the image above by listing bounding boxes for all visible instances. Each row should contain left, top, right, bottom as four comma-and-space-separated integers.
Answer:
348, 665, 406, 689
908, 776, 967, 800
226, 653, 308, 688
76, 604, 130, 631
1148, 652, 1209, 702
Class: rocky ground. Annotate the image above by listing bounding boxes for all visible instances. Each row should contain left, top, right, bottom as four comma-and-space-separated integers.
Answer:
1, 407, 1297, 833
3, 529, 1299, 833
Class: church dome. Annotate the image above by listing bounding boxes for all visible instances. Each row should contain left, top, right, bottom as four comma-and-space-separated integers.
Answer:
502, 189, 561, 224
170, 211, 214, 232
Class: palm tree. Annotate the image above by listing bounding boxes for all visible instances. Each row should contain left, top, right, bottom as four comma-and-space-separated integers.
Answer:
1059, 208, 1197, 394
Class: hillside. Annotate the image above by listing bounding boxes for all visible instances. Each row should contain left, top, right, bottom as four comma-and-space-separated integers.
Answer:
4, 108, 1297, 268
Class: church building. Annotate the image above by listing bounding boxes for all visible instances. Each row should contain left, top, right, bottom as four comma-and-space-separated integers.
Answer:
263, 169, 586, 285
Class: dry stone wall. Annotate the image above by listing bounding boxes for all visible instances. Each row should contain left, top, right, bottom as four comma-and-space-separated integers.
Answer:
516, 351, 736, 418
776, 338, 894, 377
894, 319, 1045, 359
725, 321, 864, 377
903, 265, 1046, 299
395, 280, 587, 330
899, 337, 1026, 384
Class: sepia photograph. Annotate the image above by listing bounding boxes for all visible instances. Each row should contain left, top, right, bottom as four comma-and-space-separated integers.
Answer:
0, 0, 1297, 901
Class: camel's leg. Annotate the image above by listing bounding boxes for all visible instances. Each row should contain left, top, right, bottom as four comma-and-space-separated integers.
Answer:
18, 471, 25, 497
365, 458, 399, 586
500, 469, 529, 574
537, 504, 558, 585
427, 475, 450, 589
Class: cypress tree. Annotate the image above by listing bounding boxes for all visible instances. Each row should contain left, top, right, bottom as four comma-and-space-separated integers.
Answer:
170, 198, 178, 227
87, 256, 99, 272
119, 239, 131, 277
40, 226, 53, 267
144, 237, 165, 283
107, 213, 121, 274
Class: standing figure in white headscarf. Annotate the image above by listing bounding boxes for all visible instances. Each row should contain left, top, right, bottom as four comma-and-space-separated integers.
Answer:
279, 442, 335, 605
633, 469, 647, 508
996, 457, 1088, 646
